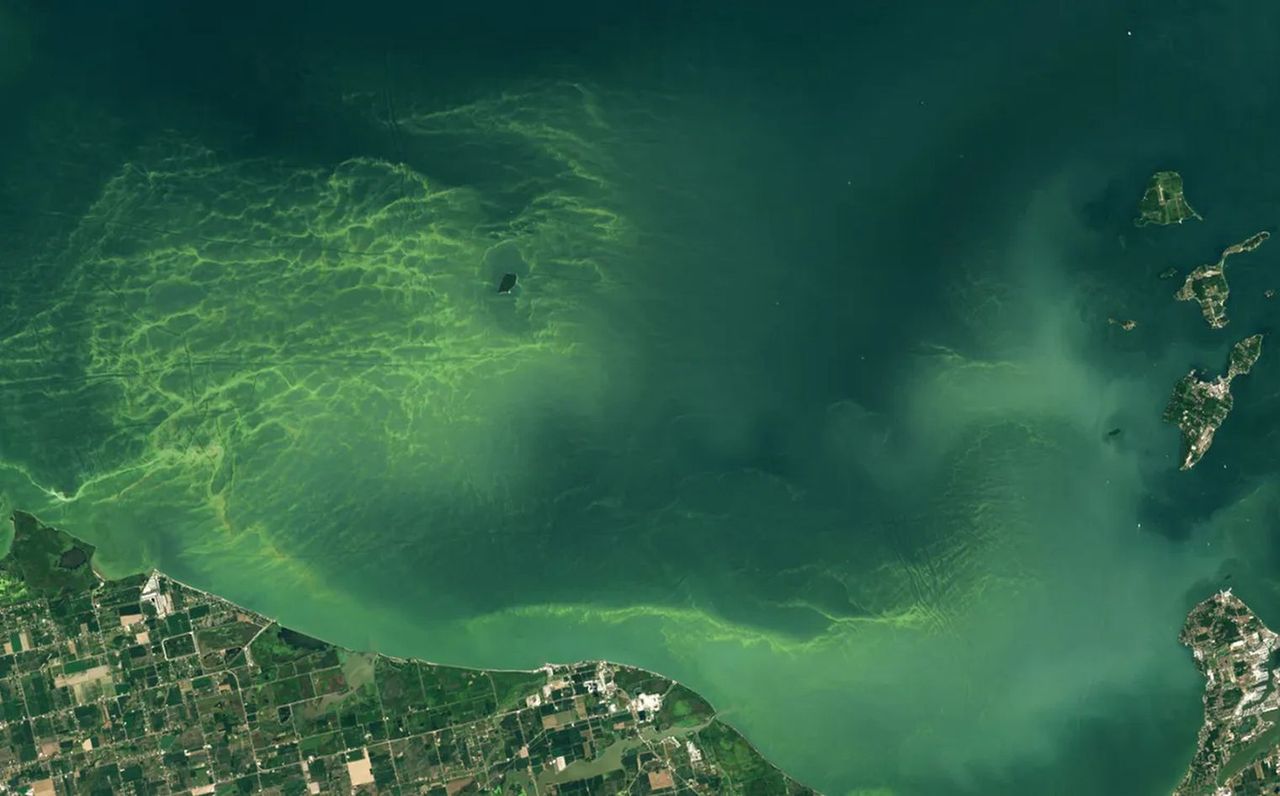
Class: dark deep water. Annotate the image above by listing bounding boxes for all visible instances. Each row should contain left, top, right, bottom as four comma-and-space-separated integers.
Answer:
4, 1, 1280, 793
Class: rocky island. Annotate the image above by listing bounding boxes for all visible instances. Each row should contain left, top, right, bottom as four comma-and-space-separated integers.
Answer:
1176, 590, 1280, 795
1174, 232, 1270, 328
0, 512, 816, 795
1135, 170, 1203, 227
1108, 317, 1138, 331
1163, 334, 1262, 470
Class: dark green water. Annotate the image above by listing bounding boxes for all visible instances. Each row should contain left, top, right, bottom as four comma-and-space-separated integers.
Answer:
4, 1, 1280, 793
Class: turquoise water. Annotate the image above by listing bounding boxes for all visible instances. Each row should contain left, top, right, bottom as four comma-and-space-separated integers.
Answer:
3, 2, 1280, 793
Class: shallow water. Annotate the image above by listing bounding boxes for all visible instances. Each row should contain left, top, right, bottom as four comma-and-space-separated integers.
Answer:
3, 2, 1280, 793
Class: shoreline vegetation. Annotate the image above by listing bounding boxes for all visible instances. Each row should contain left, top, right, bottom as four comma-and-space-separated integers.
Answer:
0, 510, 818, 795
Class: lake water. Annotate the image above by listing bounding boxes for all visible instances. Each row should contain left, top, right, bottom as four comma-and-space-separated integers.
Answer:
3, 2, 1280, 793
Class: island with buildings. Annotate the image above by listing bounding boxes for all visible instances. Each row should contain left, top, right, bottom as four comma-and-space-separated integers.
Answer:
1174, 232, 1270, 328
1162, 334, 1262, 470
0, 511, 816, 795
1176, 589, 1280, 795
1135, 170, 1202, 227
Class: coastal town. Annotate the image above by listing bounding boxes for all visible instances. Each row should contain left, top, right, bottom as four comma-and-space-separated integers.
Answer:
0, 512, 814, 795
1174, 231, 1270, 329
1163, 334, 1262, 470
1176, 590, 1280, 795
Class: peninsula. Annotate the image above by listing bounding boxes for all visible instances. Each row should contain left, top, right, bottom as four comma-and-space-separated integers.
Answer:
1174, 231, 1270, 328
1135, 170, 1202, 227
0, 512, 816, 795
1176, 590, 1280, 795
1162, 334, 1262, 470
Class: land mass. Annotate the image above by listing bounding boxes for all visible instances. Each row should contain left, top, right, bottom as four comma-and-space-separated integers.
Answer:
1108, 317, 1137, 331
1162, 334, 1262, 470
1175, 232, 1270, 328
1177, 590, 1280, 795
0, 511, 816, 795
1135, 170, 1202, 227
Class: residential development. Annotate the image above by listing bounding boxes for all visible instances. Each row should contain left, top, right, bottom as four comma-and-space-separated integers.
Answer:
0, 511, 815, 795
1174, 231, 1270, 329
1177, 589, 1280, 795
1162, 334, 1262, 470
